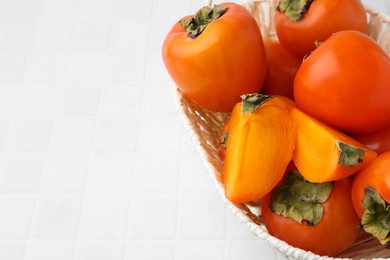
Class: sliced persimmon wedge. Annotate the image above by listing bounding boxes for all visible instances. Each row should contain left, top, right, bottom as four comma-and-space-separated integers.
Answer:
223, 94, 295, 203
290, 107, 377, 183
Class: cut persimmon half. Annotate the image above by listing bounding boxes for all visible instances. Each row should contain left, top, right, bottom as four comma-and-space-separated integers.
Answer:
223, 94, 295, 203
290, 107, 377, 183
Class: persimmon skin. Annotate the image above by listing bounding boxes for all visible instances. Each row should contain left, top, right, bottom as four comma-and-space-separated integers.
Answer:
294, 30, 390, 134
162, 3, 267, 112
352, 151, 390, 218
351, 125, 390, 154
274, 0, 367, 55
261, 37, 302, 100
261, 177, 360, 257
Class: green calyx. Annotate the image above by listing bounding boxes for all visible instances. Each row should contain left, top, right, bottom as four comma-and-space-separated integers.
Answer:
241, 94, 272, 114
269, 171, 333, 226
336, 141, 365, 168
219, 130, 229, 149
276, 0, 314, 21
361, 187, 390, 246
180, 5, 227, 38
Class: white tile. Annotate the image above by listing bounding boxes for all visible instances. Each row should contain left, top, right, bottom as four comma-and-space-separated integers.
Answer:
88, 155, 135, 193
0, 23, 35, 50
101, 83, 143, 116
51, 119, 97, 153
0, 52, 27, 82
362, 0, 388, 13
80, 0, 118, 20
112, 21, 150, 49
28, 241, 75, 260
42, 0, 79, 21
0, 242, 27, 260
107, 51, 147, 81
127, 241, 175, 260
150, 19, 175, 50
35, 23, 73, 50
43, 155, 90, 193
0, 85, 20, 115
227, 212, 257, 240
32, 196, 83, 239
137, 116, 181, 154
148, 50, 171, 81
118, 0, 154, 20
3, 0, 43, 20
276, 252, 290, 260
134, 155, 179, 193
60, 85, 101, 116
129, 196, 177, 239
145, 82, 177, 115
180, 129, 198, 154
227, 241, 277, 260
387, 0, 390, 13
0, 197, 35, 239
17, 86, 60, 115
179, 197, 226, 239
73, 22, 112, 50
82, 197, 129, 239
0, 119, 10, 151
8, 119, 54, 152
0, 155, 46, 193
181, 155, 217, 195
95, 118, 139, 153
28, 53, 68, 81
176, 241, 225, 260
76, 241, 125, 260
67, 53, 107, 81
156, 0, 191, 19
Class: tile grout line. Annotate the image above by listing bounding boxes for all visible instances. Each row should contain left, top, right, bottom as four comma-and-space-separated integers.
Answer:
0, 0, 51, 256
71, 0, 137, 258
96, 0, 136, 258
65, 0, 105, 258
122, 0, 160, 253
19, 0, 59, 259
21, 0, 87, 256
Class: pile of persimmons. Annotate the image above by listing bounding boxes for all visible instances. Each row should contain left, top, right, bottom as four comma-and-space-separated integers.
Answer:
162, 0, 390, 257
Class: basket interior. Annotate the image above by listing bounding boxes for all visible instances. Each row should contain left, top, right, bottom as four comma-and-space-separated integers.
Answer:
175, 1, 390, 259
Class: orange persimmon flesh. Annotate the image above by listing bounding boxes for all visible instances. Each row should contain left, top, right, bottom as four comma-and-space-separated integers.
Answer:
223, 95, 295, 203
290, 107, 377, 183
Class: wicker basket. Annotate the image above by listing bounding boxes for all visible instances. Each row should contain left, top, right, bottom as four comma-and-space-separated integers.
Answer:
173, 0, 390, 259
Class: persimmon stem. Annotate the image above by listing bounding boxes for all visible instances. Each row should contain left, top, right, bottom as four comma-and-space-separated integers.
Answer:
276, 0, 314, 21
269, 171, 333, 226
336, 141, 365, 168
241, 94, 271, 114
361, 187, 390, 246
180, 5, 226, 38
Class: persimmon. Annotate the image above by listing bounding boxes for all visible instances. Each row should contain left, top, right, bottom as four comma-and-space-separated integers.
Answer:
351, 125, 390, 154
294, 30, 390, 134
262, 172, 360, 256
223, 94, 295, 203
290, 107, 377, 183
274, 0, 367, 55
261, 37, 302, 100
351, 151, 390, 246
162, 3, 267, 112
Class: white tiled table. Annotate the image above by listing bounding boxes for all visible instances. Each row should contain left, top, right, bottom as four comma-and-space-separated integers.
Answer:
0, 0, 388, 259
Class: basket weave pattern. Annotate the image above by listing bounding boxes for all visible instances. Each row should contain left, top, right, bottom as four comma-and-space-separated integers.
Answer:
173, 1, 390, 259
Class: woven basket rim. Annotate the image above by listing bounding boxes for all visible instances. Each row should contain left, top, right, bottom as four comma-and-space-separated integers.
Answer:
171, 1, 390, 259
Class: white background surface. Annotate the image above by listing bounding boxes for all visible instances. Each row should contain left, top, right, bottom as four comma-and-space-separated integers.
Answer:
0, 0, 388, 259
